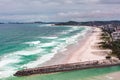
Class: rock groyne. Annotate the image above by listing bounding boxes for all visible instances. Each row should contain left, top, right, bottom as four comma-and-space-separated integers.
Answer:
14, 59, 120, 76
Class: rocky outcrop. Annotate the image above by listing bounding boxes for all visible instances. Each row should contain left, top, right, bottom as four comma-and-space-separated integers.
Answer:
14, 59, 120, 76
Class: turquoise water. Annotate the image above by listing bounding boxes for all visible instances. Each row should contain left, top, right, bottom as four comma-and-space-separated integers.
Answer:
0, 24, 120, 80
0, 24, 91, 79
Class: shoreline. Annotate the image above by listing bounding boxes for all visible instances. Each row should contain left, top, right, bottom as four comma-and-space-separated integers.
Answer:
40, 26, 93, 66
40, 27, 110, 67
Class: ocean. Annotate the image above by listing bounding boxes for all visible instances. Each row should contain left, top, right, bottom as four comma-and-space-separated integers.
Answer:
0, 24, 120, 80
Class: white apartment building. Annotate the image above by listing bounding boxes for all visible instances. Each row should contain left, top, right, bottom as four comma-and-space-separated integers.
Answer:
112, 31, 120, 41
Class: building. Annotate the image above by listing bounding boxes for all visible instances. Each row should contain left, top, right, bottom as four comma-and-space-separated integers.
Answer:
115, 26, 120, 32
102, 24, 115, 33
112, 31, 120, 41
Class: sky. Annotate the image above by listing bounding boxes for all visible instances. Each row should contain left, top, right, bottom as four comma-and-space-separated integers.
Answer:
0, 0, 120, 22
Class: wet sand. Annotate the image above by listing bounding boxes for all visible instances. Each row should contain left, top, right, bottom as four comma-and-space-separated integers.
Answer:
104, 72, 120, 80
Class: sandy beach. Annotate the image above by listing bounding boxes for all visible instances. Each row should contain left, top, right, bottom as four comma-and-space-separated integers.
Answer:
67, 27, 110, 63
41, 27, 111, 66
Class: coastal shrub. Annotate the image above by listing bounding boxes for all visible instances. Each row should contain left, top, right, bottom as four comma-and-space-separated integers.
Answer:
110, 41, 120, 59
99, 41, 112, 49
101, 29, 120, 59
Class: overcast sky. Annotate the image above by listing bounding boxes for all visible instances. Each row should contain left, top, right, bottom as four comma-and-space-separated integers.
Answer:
0, 0, 120, 22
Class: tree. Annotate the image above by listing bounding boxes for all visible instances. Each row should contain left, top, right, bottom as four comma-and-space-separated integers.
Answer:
111, 41, 120, 60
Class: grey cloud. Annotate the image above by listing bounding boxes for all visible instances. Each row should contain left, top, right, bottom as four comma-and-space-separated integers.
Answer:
0, 0, 120, 22
100, 0, 120, 4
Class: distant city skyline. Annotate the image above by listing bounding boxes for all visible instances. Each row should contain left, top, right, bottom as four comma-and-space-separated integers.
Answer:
0, 0, 120, 22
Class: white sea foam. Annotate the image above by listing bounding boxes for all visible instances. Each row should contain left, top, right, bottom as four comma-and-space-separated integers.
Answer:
0, 68, 16, 79
63, 26, 90, 46
0, 58, 19, 68
60, 26, 82, 35
0, 54, 21, 79
40, 36, 58, 39
22, 41, 67, 68
0, 53, 21, 67
0, 46, 44, 79
39, 24, 54, 27
24, 41, 40, 46
0, 48, 44, 78
14, 48, 43, 56
22, 53, 56, 68
22, 39, 73, 68
40, 42, 58, 47
22, 26, 92, 68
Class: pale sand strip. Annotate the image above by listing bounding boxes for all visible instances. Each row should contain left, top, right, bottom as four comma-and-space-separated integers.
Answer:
41, 27, 111, 67
67, 27, 109, 63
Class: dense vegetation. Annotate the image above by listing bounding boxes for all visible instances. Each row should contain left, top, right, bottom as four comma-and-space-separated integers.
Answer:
111, 41, 120, 59
100, 29, 120, 59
